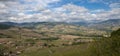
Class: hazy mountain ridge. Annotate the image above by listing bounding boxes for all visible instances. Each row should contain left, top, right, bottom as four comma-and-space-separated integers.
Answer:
0, 19, 119, 34
88, 19, 120, 31
0, 19, 120, 32
0, 22, 14, 29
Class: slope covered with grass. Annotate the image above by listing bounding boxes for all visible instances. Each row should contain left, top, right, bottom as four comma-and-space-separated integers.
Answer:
90, 28, 120, 56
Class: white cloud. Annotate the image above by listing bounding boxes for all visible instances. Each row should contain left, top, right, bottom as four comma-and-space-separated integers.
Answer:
109, 3, 120, 8
61, 4, 88, 13
89, 0, 98, 3
0, 0, 120, 23
17, 0, 60, 11
96, 8, 120, 20
0, 3, 6, 9
89, 0, 120, 5
5, 4, 120, 22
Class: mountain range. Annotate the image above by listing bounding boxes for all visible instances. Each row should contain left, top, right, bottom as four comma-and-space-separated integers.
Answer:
0, 19, 120, 29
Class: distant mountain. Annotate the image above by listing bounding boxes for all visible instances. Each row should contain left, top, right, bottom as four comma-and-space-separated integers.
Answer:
0, 19, 119, 30
67, 21, 89, 26
0, 22, 18, 26
88, 19, 120, 31
0, 22, 14, 29
0, 22, 69, 29
15, 22, 71, 29
98, 19, 120, 24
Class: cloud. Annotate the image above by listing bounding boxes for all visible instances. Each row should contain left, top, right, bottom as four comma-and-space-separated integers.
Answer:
89, 0, 120, 5
0, 0, 18, 21
89, 0, 98, 3
60, 4, 88, 13
0, 0, 120, 23
0, 0, 16, 1
18, 0, 60, 10
94, 8, 120, 20
109, 3, 120, 8
0, 0, 60, 22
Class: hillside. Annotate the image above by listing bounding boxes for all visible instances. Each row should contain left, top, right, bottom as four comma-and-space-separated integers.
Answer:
90, 28, 120, 56
0, 23, 13, 29
88, 19, 120, 31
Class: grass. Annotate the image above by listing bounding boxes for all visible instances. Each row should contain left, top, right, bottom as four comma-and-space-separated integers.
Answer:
51, 44, 90, 56
19, 43, 90, 56
20, 47, 51, 56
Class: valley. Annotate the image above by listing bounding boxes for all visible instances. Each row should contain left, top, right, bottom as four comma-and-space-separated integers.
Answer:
0, 19, 120, 56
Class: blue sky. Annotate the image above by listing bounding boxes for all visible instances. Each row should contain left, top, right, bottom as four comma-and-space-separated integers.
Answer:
48, 0, 111, 10
0, 0, 120, 22
19, 0, 118, 10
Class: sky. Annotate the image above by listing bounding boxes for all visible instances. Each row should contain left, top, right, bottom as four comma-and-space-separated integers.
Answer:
0, 0, 120, 23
